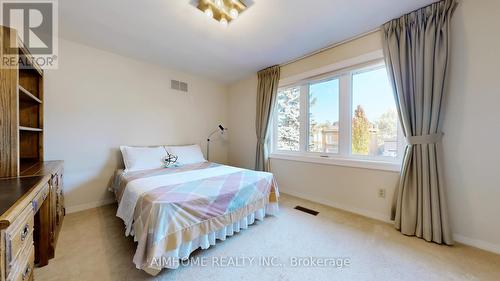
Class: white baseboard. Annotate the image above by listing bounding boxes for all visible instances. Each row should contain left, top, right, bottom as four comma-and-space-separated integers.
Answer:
453, 234, 500, 255
281, 190, 392, 223
66, 198, 116, 214
282, 190, 500, 255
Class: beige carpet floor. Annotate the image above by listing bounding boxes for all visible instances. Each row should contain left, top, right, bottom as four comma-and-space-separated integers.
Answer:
35, 194, 500, 281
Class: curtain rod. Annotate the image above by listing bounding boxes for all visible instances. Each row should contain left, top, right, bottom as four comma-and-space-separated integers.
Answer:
279, 27, 381, 67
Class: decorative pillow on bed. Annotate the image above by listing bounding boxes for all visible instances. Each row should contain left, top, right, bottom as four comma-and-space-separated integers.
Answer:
120, 146, 167, 172
165, 144, 206, 165
162, 151, 180, 168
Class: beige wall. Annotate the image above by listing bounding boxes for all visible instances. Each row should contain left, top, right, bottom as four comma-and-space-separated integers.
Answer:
271, 159, 398, 222
442, 0, 500, 253
228, 75, 258, 170
228, 0, 500, 253
44, 39, 229, 213
280, 31, 383, 79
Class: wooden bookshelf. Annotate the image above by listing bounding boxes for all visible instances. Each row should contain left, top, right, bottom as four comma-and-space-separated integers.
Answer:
1, 26, 65, 273
0, 25, 44, 177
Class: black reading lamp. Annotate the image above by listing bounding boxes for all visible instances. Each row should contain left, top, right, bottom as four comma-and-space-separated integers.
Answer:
206, 124, 227, 161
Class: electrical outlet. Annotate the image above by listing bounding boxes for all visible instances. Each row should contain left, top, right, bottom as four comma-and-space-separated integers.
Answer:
378, 188, 386, 198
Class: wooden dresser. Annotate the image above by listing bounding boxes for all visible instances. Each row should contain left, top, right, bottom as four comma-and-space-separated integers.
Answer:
1, 26, 65, 280
0, 161, 64, 281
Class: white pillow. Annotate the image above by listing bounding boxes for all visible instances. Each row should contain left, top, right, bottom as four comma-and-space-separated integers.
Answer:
165, 144, 206, 165
120, 146, 166, 172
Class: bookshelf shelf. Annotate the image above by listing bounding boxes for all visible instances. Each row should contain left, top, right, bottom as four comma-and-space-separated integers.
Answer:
19, 85, 42, 104
19, 126, 43, 132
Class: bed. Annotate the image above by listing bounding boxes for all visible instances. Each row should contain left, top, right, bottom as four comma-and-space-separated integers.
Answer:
110, 153, 279, 275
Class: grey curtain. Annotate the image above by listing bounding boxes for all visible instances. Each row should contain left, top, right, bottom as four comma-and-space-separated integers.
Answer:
382, 0, 457, 245
255, 66, 280, 171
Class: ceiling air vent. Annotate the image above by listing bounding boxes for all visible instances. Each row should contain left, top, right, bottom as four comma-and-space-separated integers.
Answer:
171, 80, 188, 92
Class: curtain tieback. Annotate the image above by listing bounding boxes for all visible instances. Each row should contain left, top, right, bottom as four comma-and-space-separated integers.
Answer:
406, 133, 443, 145
258, 138, 267, 145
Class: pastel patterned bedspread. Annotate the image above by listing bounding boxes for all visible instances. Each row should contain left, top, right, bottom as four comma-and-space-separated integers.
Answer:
114, 162, 279, 270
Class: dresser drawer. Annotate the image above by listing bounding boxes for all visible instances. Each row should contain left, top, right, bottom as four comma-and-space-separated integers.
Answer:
31, 183, 49, 213
7, 243, 34, 281
5, 205, 34, 274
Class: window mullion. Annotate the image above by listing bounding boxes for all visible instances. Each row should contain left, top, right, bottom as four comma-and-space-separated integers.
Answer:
299, 84, 309, 154
339, 74, 351, 157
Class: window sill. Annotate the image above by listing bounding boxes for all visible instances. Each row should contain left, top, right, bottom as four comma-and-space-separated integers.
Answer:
269, 153, 401, 172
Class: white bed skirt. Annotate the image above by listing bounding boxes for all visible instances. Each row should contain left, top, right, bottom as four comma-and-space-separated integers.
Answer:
143, 203, 279, 275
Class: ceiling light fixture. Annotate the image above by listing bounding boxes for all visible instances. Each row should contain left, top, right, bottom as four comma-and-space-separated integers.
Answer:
196, 0, 247, 27
204, 8, 213, 19
220, 17, 228, 28
229, 8, 238, 19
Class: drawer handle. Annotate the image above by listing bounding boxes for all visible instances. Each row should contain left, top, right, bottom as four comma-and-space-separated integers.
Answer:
22, 265, 31, 281
20, 224, 30, 241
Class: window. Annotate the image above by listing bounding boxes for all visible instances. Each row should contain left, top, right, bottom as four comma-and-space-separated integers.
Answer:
272, 61, 404, 170
308, 79, 339, 153
276, 87, 300, 151
351, 67, 399, 157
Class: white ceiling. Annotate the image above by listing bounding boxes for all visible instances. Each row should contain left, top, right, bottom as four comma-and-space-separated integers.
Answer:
59, 0, 436, 84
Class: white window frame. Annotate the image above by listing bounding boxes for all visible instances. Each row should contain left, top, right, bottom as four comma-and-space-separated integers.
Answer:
305, 74, 342, 157
270, 52, 404, 172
